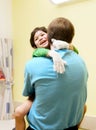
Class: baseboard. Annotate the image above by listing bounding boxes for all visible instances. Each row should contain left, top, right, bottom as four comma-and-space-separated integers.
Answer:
80, 115, 96, 130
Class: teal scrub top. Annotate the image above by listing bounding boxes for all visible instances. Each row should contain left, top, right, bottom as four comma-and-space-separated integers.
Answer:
23, 49, 88, 130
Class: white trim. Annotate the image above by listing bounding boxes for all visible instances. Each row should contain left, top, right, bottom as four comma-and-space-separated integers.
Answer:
80, 115, 96, 130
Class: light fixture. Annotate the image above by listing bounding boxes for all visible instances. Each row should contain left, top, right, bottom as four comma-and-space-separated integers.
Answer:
50, 0, 70, 5
49, 0, 85, 5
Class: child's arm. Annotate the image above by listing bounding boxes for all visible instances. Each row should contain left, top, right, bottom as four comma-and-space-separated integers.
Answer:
33, 48, 49, 57
33, 48, 66, 74
72, 45, 79, 54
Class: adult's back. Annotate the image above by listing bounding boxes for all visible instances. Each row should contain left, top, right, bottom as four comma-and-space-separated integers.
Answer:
23, 49, 88, 130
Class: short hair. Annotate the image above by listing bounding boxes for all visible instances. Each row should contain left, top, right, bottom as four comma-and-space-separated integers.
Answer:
30, 26, 47, 48
47, 17, 75, 44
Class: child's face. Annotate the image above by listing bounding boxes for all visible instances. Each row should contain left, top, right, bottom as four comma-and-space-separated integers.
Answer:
34, 30, 49, 48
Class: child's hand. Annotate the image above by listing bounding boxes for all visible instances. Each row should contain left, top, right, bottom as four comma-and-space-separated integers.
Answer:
51, 39, 69, 50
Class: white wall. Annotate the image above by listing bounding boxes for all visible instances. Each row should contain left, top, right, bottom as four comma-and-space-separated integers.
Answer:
0, 0, 12, 38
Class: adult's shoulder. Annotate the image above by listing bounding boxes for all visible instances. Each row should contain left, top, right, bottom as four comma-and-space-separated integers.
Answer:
24, 59, 33, 70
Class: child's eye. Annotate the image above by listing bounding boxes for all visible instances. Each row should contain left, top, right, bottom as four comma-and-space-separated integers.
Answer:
41, 34, 44, 36
34, 37, 38, 42
34, 37, 38, 41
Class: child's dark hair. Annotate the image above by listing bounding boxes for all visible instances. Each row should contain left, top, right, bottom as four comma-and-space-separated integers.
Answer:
30, 26, 47, 48
47, 17, 75, 44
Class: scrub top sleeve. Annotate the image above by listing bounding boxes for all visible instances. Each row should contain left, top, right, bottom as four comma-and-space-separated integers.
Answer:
22, 65, 34, 96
